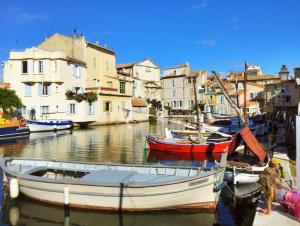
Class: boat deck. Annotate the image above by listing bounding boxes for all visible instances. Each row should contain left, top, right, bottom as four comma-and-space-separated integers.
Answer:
6, 159, 212, 185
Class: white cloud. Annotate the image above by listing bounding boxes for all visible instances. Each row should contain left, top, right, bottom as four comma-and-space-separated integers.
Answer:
9, 7, 49, 22
190, 2, 208, 10
195, 39, 217, 47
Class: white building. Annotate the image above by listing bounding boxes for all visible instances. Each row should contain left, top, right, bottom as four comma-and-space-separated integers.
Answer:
161, 63, 207, 114
3, 47, 98, 123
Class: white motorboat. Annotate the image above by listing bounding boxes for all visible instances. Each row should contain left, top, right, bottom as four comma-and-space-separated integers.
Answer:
27, 119, 73, 132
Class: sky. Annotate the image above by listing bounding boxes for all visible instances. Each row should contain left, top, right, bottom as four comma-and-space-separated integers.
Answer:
0, 0, 300, 81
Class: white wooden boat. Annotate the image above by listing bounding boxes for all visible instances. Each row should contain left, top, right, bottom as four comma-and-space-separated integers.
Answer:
0, 157, 225, 211
27, 119, 73, 132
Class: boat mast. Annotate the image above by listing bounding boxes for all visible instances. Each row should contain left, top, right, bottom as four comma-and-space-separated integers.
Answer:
243, 62, 248, 125
192, 75, 200, 129
191, 75, 204, 142
211, 71, 247, 127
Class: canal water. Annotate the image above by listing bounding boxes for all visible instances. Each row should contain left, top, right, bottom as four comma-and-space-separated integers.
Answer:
0, 121, 262, 226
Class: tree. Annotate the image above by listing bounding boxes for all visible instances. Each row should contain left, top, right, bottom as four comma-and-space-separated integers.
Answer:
0, 88, 22, 118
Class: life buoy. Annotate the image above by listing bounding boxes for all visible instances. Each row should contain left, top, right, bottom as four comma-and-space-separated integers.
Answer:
19, 119, 26, 127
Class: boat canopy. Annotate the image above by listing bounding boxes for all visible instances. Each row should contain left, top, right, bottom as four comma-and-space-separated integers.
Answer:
239, 127, 266, 163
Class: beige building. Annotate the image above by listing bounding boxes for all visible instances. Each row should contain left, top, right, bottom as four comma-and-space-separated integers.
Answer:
38, 33, 146, 124
161, 63, 207, 114
117, 59, 161, 110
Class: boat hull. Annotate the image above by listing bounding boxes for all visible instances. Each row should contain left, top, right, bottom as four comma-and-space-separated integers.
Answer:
27, 120, 73, 132
1, 158, 224, 211
0, 126, 30, 138
147, 136, 236, 155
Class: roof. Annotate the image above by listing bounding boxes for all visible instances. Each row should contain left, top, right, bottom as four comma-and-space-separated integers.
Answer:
117, 58, 160, 69
116, 63, 134, 68
131, 98, 148, 107
161, 74, 186, 79
163, 63, 189, 70
228, 74, 279, 82
246, 82, 265, 89
87, 42, 115, 55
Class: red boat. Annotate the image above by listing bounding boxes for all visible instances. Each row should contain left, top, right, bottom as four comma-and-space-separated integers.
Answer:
147, 136, 237, 155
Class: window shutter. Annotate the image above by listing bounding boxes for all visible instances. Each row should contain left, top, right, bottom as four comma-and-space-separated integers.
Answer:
34, 61, 38, 74
110, 101, 113, 112
103, 101, 106, 112
48, 84, 51, 96
38, 83, 42, 96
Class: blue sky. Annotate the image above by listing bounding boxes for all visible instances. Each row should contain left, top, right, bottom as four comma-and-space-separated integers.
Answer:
0, 0, 300, 81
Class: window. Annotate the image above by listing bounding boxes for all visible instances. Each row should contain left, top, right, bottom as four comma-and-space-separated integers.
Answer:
172, 79, 175, 87
121, 101, 125, 109
174, 70, 176, 75
24, 84, 32, 96
105, 61, 109, 71
88, 103, 94, 115
42, 84, 49, 96
173, 101, 176, 108
220, 95, 224, 103
93, 57, 97, 68
38, 61, 43, 74
179, 101, 182, 107
103, 101, 112, 112
120, 82, 126, 94
173, 90, 176, 97
187, 78, 191, 84
40, 105, 49, 115
107, 81, 113, 88
73, 65, 81, 77
55, 85, 59, 93
22, 61, 28, 73
69, 103, 75, 114
250, 93, 257, 99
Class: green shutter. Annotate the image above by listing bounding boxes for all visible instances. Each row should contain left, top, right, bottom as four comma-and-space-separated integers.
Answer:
110, 101, 113, 112
103, 101, 106, 112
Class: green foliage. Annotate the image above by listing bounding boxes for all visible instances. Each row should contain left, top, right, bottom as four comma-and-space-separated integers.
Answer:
65, 90, 98, 103
149, 107, 157, 122
0, 88, 22, 117
84, 92, 98, 103
75, 93, 85, 102
65, 90, 75, 100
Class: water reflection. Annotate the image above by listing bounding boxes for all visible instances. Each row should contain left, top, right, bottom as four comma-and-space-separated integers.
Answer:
0, 121, 262, 226
2, 195, 216, 226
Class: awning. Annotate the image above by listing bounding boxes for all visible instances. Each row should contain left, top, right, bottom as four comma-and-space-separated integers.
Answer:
239, 127, 267, 163
131, 98, 148, 107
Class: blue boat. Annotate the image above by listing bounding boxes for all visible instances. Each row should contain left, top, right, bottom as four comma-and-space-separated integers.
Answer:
0, 119, 30, 138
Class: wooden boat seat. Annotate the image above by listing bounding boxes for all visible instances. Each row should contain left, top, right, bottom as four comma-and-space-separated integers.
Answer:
80, 169, 185, 184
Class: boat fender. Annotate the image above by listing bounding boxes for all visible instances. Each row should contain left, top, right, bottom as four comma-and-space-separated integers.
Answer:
19, 119, 26, 127
10, 178, 19, 198
64, 187, 70, 207
9, 206, 20, 226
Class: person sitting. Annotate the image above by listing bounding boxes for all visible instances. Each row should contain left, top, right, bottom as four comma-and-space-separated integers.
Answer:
259, 160, 300, 221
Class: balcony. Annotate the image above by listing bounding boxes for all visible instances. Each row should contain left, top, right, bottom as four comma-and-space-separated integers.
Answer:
20, 73, 63, 84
